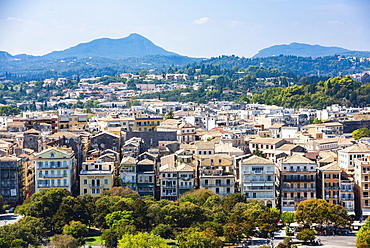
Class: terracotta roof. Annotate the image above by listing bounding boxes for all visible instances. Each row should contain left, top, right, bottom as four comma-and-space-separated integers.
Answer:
120, 156, 136, 165
281, 154, 315, 164
319, 161, 341, 171
137, 159, 155, 165
269, 123, 286, 129
249, 137, 286, 145
215, 143, 243, 153
177, 163, 194, 171
195, 141, 215, 150
241, 155, 274, 165
49, 132, 79, 138
340, 144, 370, 153
276, 144, 299, 150
24, 128, 41, 134
319, 155, 336, 163
0, 155, 20, 162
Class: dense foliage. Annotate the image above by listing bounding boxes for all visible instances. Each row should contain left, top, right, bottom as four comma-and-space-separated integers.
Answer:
252, 75, 367, 109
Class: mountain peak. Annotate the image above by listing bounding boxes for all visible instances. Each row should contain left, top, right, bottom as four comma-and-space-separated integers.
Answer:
253, 42, 351, 58
44, 33, 177, 60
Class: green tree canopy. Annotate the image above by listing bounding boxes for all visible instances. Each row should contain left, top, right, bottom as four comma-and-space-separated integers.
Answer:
118, 232, 167, 248
352, 128, 370, 140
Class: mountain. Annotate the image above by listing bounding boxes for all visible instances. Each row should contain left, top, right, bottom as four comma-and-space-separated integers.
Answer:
253, 42, 352, 58
43, 33, 178, 59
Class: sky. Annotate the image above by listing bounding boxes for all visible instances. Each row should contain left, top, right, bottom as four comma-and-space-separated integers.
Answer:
0, 0, 370, 58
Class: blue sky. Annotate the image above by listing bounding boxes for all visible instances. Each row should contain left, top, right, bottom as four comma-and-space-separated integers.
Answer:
0, 0, 369, 58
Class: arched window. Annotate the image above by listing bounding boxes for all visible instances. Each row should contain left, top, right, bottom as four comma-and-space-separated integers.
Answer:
50, 153, 55, 158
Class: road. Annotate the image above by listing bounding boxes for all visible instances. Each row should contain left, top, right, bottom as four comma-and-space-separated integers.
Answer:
0, 213, 23, 226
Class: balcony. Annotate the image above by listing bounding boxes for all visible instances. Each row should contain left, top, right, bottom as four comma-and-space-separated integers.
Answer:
179, 185, 193, 189
38, 184, 68, 188
89, 184, 103, 188
39, 174, 67, 178
282, 177, 315, 182
162, 185, 177, 189
294, 197, 308, 201
282, 187, 315, 192
326, 187, 340, 190
341, 197, 354, 201
266, 171, 274, 175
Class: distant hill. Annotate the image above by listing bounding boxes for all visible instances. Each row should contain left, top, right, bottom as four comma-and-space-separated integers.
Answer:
253, 42, 355, 58
43, 33, 178, 59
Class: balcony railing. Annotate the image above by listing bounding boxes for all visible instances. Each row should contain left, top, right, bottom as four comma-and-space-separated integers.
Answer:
282, 187, 315, 191
39, 174, 67, 178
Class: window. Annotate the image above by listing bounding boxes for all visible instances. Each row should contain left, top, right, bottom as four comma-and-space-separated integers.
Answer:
226, 179, 231, 185
215, 188, 219, 194
83, 179, 87, 185
96, 189, 100, 194
92, 188, 96, 194
324, 174, 330, 179
204, 179, 208, 186
104, 179, 108, 185
83, 188, 87, 194
216, 179, 221, 186
63, 179, 67, 186
91, 179, 95, 186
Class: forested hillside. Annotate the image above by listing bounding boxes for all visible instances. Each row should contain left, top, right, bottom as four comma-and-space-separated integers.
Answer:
251, 75, 368, 109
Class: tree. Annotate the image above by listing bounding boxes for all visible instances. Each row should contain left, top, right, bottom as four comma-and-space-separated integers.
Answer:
352, 128, 370, 140
102, 230, 119, 248
63, 220, 88, 245
103, 187, 139, 198
49, 234, 79, 248
296, 229, 315, 243
177, 229, 222, 248
357, 218, 370, 247
0, 216, 47, 246
151, 224, 174, 239
105, 211, 134, 230
295, 199, 330, 226
15, 188, 70, 230
281, 212, 295, 225
312, 119, 323, 124
251, 147, 267, 158
118, 232, 167, 248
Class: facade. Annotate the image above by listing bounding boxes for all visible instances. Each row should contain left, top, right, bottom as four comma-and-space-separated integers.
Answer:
279, 154, 317, 212
317, 161, 341, 205
354, 156, 370, 217
136, 159, 155, 197
80, 159, 115, 197
249, 138, 291, 161
90, 132, 121, 153
97, 114, 163, 133
0, 156, 23, 205
58, 114, 88, 132
159, 162, 195, 201
120, 156, 137, 191
197, 154, 235, 196
340, 170, 355, 215
34, 147, 76, 193
338, 144, 370, 170
239, 155, 276, 207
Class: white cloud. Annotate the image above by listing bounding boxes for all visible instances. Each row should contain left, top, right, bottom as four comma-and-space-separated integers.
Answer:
193, 17, 210, 25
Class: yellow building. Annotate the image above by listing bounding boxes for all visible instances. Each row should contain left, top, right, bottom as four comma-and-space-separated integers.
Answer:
97, 114, 163, 134
34, 147, 76, 193
80, 160, 115, 196
58, 114, 88, 132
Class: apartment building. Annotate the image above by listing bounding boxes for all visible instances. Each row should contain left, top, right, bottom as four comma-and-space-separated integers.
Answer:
120, 156, 137, 191
338, 144, 370, 170
239, 155, 276, 207
317, 161, 341, 205
197, 154, 235, 196
159, 162, 195, 201
0, 156, 23, 205
249, 138, 291, 161
58, 114, 88, 132
80, 159, 115, 196
279, 154, 317, 212
340, 170, 355, 215
354, 156, 370, 217
34, 147, 76, 193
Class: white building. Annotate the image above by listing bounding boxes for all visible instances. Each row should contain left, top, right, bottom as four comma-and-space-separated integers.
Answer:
239, 155, 276, 208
